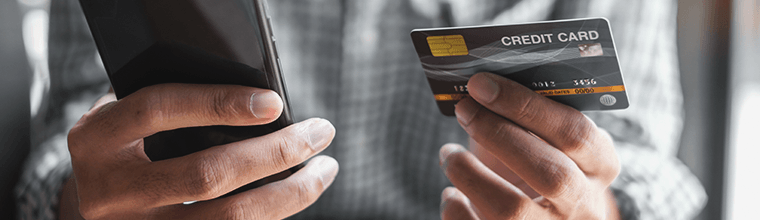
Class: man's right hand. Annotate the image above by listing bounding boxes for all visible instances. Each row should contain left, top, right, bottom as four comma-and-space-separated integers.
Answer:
60, 84, 338, 220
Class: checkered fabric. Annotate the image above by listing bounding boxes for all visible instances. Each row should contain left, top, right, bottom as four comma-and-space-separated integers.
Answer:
16, 0, 706, 219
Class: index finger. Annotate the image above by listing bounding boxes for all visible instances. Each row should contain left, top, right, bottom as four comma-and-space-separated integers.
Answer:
465, 73, 618, 177
85, 83, 284, 144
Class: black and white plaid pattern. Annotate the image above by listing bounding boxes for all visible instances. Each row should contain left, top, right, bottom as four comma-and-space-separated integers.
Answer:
16, 0, 706, 219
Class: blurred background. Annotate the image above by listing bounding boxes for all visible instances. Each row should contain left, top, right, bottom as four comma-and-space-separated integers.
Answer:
0, 0, 758, 219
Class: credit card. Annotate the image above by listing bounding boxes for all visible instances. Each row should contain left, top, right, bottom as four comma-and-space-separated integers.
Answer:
410, 18, 629, 116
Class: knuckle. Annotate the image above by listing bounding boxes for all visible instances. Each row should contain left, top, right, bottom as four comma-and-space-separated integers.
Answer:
541, 167, 577, 199
289, 178, 321, 207
206, 89, 241, 122
185, 156, 225, 199
513, 95, 538, 122
128, 91, 163, 129
558, 115, 596, 153
311, 172, 329, 195
219, 201, 251, 220
270, 136, 302, 169
492, 122, 518, 143
67, 102, 117, 157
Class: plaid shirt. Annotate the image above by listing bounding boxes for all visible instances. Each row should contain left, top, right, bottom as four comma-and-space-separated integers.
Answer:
16, 0, 706, 219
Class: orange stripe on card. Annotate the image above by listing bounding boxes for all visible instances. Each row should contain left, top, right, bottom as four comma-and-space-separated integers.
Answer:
433, 85, 626, 101
434, 94, 470, 101
534, 85, 626, 96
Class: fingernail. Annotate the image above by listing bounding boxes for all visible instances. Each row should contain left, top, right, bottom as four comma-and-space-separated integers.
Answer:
249, 91, 282, 119
454, 99, 480, 126
312, 156, 339, 191
468, 73, 500, 103
306, 119, 335, 151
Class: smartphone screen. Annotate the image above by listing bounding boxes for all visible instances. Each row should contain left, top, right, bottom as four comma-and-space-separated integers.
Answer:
79, 0, 295, 192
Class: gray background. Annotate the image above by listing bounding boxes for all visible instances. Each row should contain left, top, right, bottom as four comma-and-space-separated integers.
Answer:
0, 0, 751, 219
0, 0, 31, 219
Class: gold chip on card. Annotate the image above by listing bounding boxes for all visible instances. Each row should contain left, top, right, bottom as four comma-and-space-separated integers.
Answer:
426, 35, 469, 57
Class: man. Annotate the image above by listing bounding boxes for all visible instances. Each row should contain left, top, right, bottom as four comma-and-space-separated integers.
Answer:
17, 0, 706, 219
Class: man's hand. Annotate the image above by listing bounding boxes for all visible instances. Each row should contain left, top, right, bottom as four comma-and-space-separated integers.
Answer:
60, 84, 339, 220
438, 73, 621, 220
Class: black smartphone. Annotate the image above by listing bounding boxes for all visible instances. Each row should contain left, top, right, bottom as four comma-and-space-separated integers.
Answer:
78, 0, 297, 194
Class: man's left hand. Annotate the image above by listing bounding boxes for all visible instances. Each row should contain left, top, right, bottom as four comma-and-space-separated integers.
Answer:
439, 73, 621, 220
